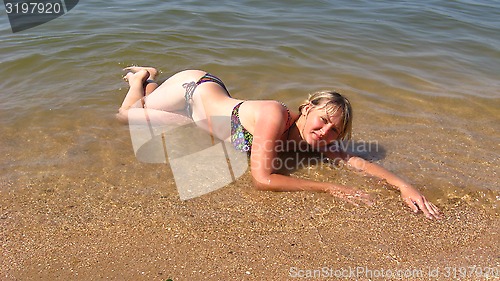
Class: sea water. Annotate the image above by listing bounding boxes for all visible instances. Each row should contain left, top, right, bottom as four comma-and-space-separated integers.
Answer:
0, 0, 498, 204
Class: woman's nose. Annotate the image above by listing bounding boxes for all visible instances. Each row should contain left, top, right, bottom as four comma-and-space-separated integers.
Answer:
319, 124, 335, 138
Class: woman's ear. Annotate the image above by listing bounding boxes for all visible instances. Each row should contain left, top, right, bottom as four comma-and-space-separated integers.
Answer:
301, 103, 313, 116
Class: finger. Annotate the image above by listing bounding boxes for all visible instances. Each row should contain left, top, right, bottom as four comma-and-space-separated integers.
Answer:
361, 198, 374, 206
431, 203, 441, 216
346, 193, 361, 206
353, 196, 372, 206
359, 193, 374, 206
424, 200, 435, 215
427, 202, 442, 219
344, 196, 360, 207
421, 198, 442, 219
329, 191, 359, 207
416, 200, 434, 219
352, 191, 373, 206
404, 197, 419, 213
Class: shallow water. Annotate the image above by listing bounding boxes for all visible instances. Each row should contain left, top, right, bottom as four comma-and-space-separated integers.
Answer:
0, 0, 499, 209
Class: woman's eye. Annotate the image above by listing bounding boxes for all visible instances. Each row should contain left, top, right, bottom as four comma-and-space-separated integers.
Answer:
321, 117, 327, 123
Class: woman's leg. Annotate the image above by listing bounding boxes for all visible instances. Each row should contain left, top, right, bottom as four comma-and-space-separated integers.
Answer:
121, 71, 192, 125
120, 67, 206, 113
143, 69, 206, 112
116, 67, 201, 124
119, 67, 159, 108
145, 81, 158, 96
117, 69, 157, 123
123, 66, 159, 80
117, 68, 212, 123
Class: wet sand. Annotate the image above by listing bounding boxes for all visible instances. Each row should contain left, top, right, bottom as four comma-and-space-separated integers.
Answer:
1, 123, 499, 280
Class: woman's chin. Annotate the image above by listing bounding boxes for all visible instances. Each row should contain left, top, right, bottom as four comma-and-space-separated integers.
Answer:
307, 134, 323, 148
305, 134, 315, 144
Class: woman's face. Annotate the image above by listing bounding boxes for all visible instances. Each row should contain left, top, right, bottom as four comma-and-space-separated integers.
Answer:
301, 105, 342, 147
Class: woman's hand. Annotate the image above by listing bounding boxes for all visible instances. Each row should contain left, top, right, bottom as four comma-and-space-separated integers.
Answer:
340, 154, 442, 219
327, 185, 374, 207
400, 186, 441, 219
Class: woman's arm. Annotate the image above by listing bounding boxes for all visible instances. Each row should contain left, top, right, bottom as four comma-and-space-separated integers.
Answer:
327, 149, 441, 219
253, 171, 373, 206
249, 103, 372, 206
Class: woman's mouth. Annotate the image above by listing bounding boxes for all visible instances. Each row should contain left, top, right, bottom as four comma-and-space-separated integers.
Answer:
311, 131, 321, 140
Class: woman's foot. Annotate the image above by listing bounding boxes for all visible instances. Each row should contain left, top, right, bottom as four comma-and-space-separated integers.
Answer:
123, 66, 159, 81
123, 70, 150, 86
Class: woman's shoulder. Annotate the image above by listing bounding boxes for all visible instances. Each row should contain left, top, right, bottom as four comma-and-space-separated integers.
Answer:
245, 100, 296, 125
245, 100, 290, 113
255, 100, 299, 121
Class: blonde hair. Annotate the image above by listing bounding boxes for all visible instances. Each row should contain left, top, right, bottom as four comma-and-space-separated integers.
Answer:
298, 90, 353, 141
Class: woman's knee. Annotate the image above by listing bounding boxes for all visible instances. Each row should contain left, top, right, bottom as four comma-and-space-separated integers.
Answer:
145, 81, 159, 96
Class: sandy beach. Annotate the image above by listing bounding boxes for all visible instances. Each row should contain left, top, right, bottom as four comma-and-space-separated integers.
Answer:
1, 126, 499, 280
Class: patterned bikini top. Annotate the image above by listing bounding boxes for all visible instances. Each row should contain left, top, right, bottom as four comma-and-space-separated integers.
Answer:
230, 101, 292, 153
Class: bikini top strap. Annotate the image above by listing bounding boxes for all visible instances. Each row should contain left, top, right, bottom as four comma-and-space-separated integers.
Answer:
279, 102, 292, 129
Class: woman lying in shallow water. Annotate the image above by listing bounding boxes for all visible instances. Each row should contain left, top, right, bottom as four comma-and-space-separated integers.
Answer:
117, 66, 441, 219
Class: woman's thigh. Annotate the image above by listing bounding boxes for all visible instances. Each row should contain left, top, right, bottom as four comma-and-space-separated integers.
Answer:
144, 69, 206, 111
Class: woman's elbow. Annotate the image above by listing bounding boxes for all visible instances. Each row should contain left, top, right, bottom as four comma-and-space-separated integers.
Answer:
251, 175, 272, 191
